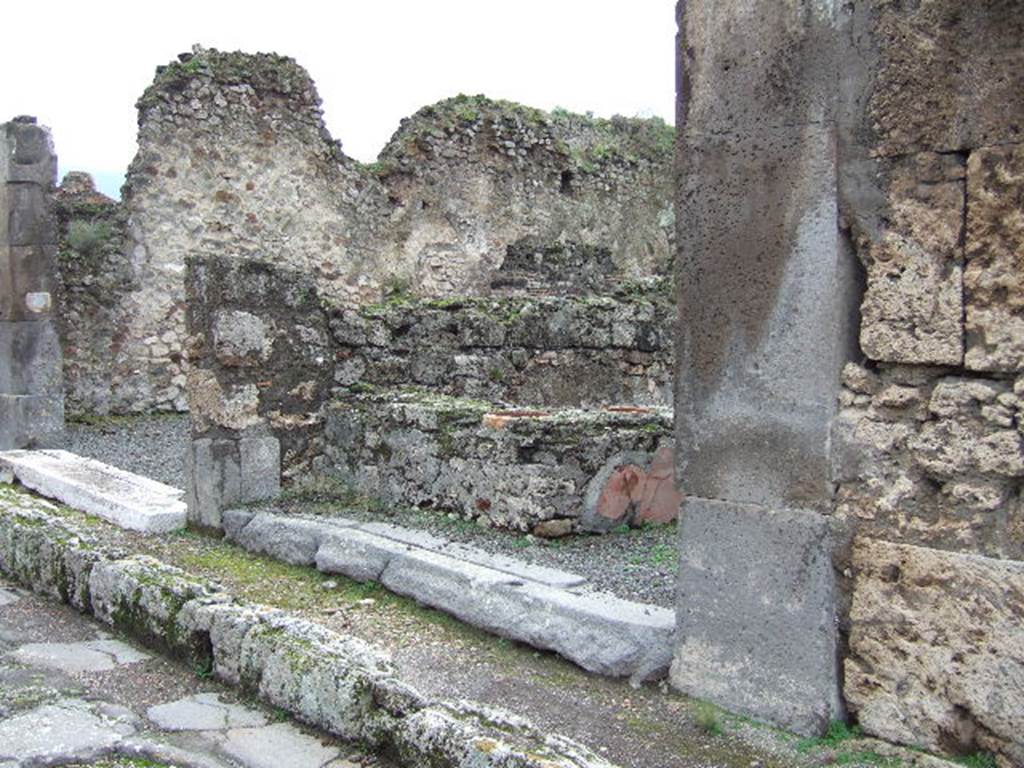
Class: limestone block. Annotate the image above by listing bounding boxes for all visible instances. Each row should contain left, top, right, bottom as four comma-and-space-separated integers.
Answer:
1, 183, 54, 247
670, 498, 842, 736
862, 1, 1024, 156
858, 153, 965, 366
910, 378, 1024, 480
965, 144, 1024, 372
0, 449, 186, 534
186, 436, 281, 530
677, 120, 859, 511
239, 436, 280, 501
186, 438, 240, 529
845, 539, 1024, 766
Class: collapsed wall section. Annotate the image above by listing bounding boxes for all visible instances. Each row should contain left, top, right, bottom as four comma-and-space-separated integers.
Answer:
71, 48, 673, 415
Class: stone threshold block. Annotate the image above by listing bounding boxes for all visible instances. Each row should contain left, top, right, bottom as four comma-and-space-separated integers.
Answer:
0, 449, 186, 533
670, 497, 843, 736
224, 509, 676, 681
323, 390, 679, 534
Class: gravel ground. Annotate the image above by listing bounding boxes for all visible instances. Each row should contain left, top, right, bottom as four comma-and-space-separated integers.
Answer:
66, 414, 189, 489
68, 414, 678, 608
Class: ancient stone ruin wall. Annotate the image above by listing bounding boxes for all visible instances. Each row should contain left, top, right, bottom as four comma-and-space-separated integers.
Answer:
53, 173, 154, 415
673, 1, 1023, 764
832, 3, 1024, 764
70, 47, 671, 415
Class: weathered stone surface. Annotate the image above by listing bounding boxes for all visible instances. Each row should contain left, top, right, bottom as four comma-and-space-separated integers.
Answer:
213, 309, 274, 367
0, 487, 624, 768
0, 393, 64, 450
670, 498, 842, 736
220, 722, 340, 768
233, 512, 336, 566
856, 154, 965, 366
858, 1, 1024, 156
0, 701, 132, 763
845, 539, 1024, 766
676, 117, 860, 513
235, 510, 668, 680
833, 368, 1024, 559
147, 692, 268, 731
357, 520, 586, 588
380, 546, 674, 681
965, 144, 1024, 373
0, 320, 63, 394
13, 638, 150, 674
0, 449, 186, 534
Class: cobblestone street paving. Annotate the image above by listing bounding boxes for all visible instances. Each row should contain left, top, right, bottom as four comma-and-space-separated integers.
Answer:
0, 580, 378, 768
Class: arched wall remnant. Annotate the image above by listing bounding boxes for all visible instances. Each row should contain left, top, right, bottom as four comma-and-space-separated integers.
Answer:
0, 117, 63, 449
673, 1, 1024, 763
59, 47, 673, 415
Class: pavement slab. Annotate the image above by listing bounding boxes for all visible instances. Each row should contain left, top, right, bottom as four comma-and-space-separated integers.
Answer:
219, 722, 341, 768
13, 638, 152, 674
0, 700, 134, 763
148, 692, 268, 731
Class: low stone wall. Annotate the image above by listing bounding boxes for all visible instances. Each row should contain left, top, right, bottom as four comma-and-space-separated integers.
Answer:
323, 391, 675, 534
0, 486, 618, 768
329, 285, 673, 408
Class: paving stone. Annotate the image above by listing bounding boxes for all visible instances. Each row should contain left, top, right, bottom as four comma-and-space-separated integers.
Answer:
148, 692, 268, 731
0, 701, 133, 762
218, 722, 340, 768
13, 639, 151, 674
0, 448, 186, 533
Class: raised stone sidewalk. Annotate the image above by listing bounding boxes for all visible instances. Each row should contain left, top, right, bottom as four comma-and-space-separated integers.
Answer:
0, 485, 619, 768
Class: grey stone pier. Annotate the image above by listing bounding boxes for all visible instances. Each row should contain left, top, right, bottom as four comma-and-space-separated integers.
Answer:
1, 117, 64, 449
670, 1, 859, 735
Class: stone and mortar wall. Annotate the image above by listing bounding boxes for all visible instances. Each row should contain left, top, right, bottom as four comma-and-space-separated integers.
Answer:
186, 254, 678, 532
330, 284, 674, 409
90, 47, 673, 415
323, 391, 675, 534
832, 3, 1024, 764
52, 173, 174, 416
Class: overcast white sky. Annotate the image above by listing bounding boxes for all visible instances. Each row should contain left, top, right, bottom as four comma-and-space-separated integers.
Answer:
1, 1, 676, 199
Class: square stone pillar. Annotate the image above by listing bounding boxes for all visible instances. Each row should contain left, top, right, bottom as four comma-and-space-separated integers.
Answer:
0, 117, 63, 449
670, 1, 860, 735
